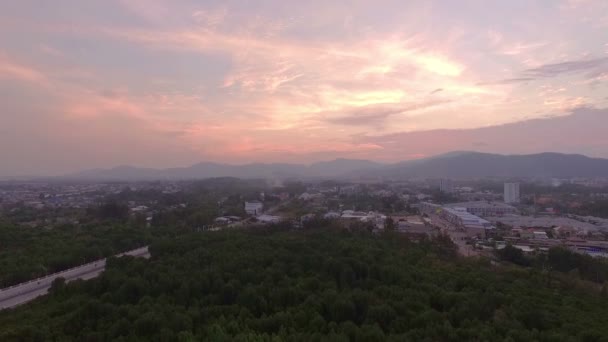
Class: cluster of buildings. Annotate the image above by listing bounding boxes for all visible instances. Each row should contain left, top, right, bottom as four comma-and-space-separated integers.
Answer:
338, 210, 387, 229
418, 191, 608, 257
7, 177, 607, 259
497, 230, 608, 258
419, 202, 499, 238
242, 201, 282, 225
487, 215, 602, 235
0, 182, 183, 210
0, 183, 109, 209
437, 180, 521, 204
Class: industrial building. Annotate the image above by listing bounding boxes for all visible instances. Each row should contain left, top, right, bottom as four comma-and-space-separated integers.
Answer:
443, 201, 518, 217
419, 202, 496, 238
441, 207, 494, 238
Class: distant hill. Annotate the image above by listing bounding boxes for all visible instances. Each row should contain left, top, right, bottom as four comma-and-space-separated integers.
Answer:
65, 152, 608, 181
377, 152, 608, 179
309, 158, 384, 177
67, 159, 385, 181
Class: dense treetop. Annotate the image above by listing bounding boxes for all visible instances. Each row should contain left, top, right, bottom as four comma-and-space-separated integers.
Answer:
0, 223, 149, 288
1, 227, 607, 341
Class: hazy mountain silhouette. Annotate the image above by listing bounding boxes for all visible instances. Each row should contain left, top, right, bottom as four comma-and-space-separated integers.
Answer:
67, 152, 608, 180
68, 159, 384, 180
377, 152, 608, 179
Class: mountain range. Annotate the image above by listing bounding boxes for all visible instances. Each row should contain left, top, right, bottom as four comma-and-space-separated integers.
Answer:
65, 152, 608, 181
68, 158, 385, 181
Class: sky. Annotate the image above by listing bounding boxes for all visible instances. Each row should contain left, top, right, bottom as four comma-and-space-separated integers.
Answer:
1, 0, 608, 176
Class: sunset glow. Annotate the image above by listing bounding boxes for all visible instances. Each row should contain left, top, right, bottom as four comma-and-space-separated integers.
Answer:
1, 0, 607, 176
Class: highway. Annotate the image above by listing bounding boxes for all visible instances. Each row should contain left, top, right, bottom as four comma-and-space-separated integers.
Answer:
0, 246, 149, 310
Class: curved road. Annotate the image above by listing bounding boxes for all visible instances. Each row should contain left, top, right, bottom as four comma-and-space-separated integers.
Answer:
0, 246, 150, 310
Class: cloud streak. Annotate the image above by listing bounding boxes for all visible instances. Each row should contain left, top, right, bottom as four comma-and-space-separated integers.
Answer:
325, 99, 453, 127
0, 55, 48, 85
524, 57, 608, 79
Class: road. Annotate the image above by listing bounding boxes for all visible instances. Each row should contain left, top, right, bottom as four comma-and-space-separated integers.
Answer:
0, 246, 149, 310
427, 214, 479, 257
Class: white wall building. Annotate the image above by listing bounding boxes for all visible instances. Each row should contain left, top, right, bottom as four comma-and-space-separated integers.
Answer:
245, 201, 264, 216
504, 183, 520, 204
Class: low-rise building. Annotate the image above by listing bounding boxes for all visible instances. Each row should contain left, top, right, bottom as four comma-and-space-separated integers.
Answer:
245, 201, 264, 216
442, 207, 494, 238
339, 210, 386, 229
487, 215, 598, 235
256, 214, 282, 224
214, 216, 241, 225
323, 211, 341, 219
419, 202, 495, 238
444, 201, 517, 217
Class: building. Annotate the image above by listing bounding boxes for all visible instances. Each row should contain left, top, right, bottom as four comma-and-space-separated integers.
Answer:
256, 214, 282, 224
397, 221, 438, 238
442, 207, 495, 238
486, 215, 598, 235
504, 183, 520, 204
418, 202, 442, 215
419, 202, 495, 238
444, 201, 517, 217
323, 211, 341, 219
439, 179, 454, 193
245, 201, 264, 216
214, 216, 241, 226
298, 192, 324, 201
340, 210, 369, 220
340, 210, 386, 229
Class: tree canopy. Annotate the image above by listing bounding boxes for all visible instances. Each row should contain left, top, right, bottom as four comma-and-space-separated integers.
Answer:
0, 222, 149, 288
1, 227, 607, 341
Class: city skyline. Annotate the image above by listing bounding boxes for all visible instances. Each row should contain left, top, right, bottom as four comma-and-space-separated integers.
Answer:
1, 0, 608, 176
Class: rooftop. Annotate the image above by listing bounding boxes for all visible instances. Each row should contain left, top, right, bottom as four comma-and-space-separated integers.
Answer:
443, 207, 494, 229
487, 215, 599, 233
445, 201, 516, 210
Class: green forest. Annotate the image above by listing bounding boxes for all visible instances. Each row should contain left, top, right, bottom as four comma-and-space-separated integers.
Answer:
0, 222, 149, 288
1, 226, 607, 341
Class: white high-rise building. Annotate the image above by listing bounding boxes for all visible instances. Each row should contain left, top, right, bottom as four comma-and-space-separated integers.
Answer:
504, 183, 520, 204
439, 179, 454, 193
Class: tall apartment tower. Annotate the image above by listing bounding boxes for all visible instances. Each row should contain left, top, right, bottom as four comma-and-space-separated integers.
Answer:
439, 179, 454, 193
504, 183, 520, 204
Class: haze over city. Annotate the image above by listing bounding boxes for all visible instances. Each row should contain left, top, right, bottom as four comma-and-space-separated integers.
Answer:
1, 0, 608, 177
5, 2, 608, 339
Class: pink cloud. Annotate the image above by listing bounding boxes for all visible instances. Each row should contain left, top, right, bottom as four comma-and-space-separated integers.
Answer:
2, 0, 608, 175
0, 55, 48, 85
